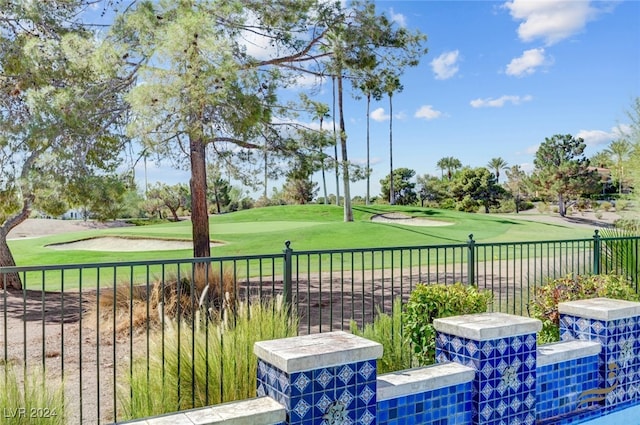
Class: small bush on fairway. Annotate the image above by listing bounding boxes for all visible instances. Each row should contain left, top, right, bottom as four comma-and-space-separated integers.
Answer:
350, 298, 413, 374
403, 283, 492, 366
0, 366, 66, 425
118, 295, 297, 421
530, 274, 638, 344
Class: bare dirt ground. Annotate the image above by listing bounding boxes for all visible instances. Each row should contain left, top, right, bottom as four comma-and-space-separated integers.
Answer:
0, 211, 624, 423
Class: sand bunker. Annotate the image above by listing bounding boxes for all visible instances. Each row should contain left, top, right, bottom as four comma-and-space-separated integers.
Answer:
371, 213, 454, 227
47, 237, 220, 252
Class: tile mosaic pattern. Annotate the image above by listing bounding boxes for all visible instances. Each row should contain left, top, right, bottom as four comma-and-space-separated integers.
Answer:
377, 382, 472, 425
436, 332, 537, 425
257, 359, 377, 425
560, 314, 640, 411
536, 354, 600, 424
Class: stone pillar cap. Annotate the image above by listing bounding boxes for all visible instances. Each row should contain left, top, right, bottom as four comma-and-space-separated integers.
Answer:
254, 331, 383, 373
433, 312, 542, 341
558, 297, 640, 321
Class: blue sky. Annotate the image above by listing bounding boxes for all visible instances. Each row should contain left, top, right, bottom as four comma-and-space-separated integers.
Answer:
137, 0, 640, 199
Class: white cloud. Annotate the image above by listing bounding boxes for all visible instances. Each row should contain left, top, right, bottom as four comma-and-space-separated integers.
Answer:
430, 50, 460, 80
614, 124, 632, 139
525, 145, 539, 155
389, 8, 407, 27
288, 73, 325, 90
352, 157, 383, 166
414, 105, 443, 120
505, 48, 549, 77
503, 0, 599, 45
519, 162, 534, 173
371, 107, 390, 122
395, 111, 407, 121
576, 129, 616, 147
470, 95, 533, 108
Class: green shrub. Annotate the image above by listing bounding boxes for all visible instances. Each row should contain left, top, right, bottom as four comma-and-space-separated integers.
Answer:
455, 195, 479, 213
616, 200, 629, 211
600, 201, 612, 212
537, 202, 549, 213
350, 298, 412, 374
575, 198, 591, 211
119, 296, 297, 421
0, 366, 66, 425
438, 198, 456, 210
529, 274, 638, 344
403, 283, 492, 366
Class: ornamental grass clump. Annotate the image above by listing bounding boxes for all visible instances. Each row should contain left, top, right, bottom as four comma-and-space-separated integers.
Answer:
118, 294, 297, 421
599, 225, 639, 286
350, 298, 412, 374
86, 266, 236, 336
0, 366, 66, 425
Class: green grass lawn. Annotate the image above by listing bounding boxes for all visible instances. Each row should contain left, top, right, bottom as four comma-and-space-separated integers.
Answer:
8, 204, 597, 267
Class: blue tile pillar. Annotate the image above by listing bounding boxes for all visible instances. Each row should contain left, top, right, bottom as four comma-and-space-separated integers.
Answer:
558, 297, 640, 411
254, 331, 383, 425
433, 312, 542, 425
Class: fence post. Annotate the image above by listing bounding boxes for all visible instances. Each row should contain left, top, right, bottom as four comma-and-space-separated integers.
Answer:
467, 234, 475, 286
593, 230, 601, 275
283, 240, 293, 308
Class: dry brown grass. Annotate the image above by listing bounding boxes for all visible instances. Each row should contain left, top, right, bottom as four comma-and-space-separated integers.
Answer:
84, 265, 237, 336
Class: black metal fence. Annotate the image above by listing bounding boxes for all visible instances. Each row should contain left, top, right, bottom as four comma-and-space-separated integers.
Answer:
1, 232, 638, 423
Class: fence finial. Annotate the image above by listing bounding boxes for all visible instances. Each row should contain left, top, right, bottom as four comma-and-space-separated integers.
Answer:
284, 240, 291, 250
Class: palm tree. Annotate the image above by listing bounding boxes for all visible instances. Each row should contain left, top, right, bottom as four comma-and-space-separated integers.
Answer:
331, 76, 341, 206
309, 100, 331, 204
382, 73, 403, 204
604, 139, 632, 195
590, 151, 613, 168
436, 156, 462, 181
487, 157, 508, 183
358, 74, 382, 205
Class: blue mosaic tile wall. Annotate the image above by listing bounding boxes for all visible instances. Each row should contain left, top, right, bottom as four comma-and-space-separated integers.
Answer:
560, 315, 640, 411
257, 358, 377, 425
377, 382, 472, 425
536, 354, 600, 425
435, 332, 538, 425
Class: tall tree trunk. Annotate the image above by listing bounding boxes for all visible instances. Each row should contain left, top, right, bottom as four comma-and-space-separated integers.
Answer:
263, 143, 268, 200
558, 193, 566, 217
0, 231, 21, 290
332, 76, 340, 206
389, 93, 394, 205
337, 74, 353, 222
320, 117, 328, 205
366, 93, 371, 205
190, 137, 211, 259
0, 203, 32, 290
213, 182, 222, 214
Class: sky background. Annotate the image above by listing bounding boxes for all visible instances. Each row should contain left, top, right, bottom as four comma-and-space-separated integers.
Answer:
135, 0, 640, 199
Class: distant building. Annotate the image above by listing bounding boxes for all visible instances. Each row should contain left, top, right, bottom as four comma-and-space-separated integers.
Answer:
589, 167, 613, 194
60, 209, 84, 220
